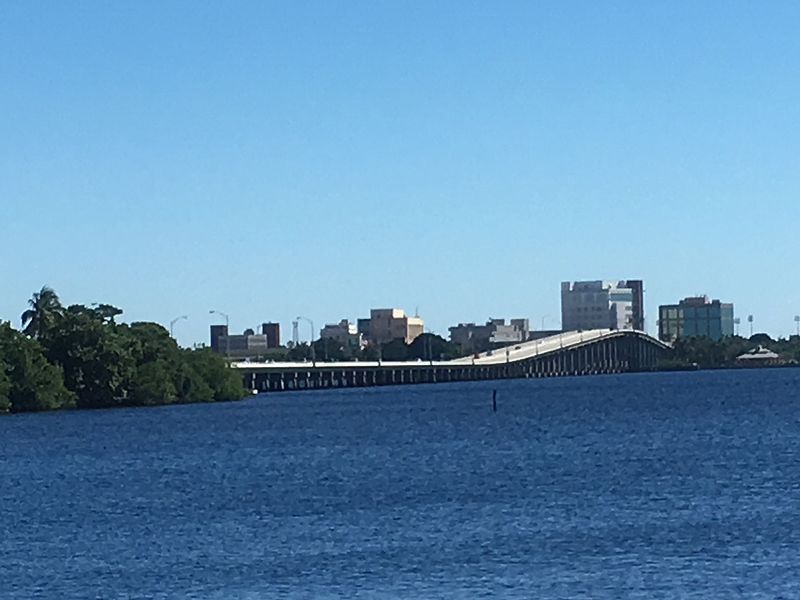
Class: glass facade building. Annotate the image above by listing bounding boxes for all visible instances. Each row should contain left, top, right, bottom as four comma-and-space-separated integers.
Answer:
658, 296, 734, 342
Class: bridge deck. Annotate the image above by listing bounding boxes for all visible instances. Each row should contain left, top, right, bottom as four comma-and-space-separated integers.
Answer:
232, 329, 669, 372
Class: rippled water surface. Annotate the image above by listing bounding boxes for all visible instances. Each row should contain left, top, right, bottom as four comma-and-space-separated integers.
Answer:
3, 369, 800, 599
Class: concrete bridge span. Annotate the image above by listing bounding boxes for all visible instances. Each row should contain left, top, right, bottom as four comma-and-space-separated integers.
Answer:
232, 329, 671, 393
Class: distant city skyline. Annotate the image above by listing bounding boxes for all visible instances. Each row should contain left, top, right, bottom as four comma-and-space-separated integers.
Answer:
2, 281, 795, 351
3, 2, 800, 345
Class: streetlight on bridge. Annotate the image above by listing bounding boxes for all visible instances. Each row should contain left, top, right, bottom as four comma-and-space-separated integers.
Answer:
424, 328, 435, 365
170, 315, 188, 339
297, 316, 316, 366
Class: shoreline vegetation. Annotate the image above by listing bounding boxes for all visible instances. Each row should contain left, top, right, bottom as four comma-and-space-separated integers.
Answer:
1, 287, 247, 414
5, 287, 800, 415
658, 334, 800, 371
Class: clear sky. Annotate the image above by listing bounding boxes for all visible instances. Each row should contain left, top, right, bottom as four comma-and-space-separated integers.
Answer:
3, 1, 800, 345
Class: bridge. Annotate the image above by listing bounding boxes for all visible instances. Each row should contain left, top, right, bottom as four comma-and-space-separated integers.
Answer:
233, 329, 671, 393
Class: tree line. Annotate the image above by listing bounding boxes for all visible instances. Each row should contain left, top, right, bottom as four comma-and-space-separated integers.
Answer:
0, 287, 247, 413
660, 333, 800, 370
249, 332, 465, 363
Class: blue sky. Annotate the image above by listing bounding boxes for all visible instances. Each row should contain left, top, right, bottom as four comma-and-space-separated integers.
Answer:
3, 1, 800, 345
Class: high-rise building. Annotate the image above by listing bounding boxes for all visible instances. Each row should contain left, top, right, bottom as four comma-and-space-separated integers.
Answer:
626, 280, 645, 330
261, 322, 281, 348
658, 296, 734, 342
561, 280, 644, 331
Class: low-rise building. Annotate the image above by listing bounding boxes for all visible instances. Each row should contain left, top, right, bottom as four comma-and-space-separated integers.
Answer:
357, 318, 371, 337
658, 296, 734, 342
735, 345, 785, 367
449, 318, 529, 352
320, 319, 363, 348
211, 323, 280, 357
210, 324, 228, 353
363, 308, 424, 344
213, 332, 270, 357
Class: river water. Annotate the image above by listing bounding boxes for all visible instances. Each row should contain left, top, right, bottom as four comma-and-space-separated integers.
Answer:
3, 369, 800, 599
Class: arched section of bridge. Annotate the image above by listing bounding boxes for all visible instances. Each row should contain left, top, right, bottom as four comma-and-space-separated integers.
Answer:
236, 330, 671, 393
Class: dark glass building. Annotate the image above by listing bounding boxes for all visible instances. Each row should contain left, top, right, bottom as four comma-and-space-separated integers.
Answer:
209, 324, 228, 353
261, 322, 281, 348
658, 296, 734, 342
625, 280, 645, 330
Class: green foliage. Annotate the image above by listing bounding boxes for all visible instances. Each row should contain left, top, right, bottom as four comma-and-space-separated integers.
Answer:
0, 322, 74, 412
43, 305, 136, 409
125, 321, 179, 364
283, 335, 468, 363
311, 337, 359, 362
406, 333, 462, 361
359, 345, 380, 361
655, 357, 699, 371
247, 347, 291, 363
174, 361, 215, 403
0, 366, 10, 412
256, 348, 291, 361
91, 303, 123, 324
184, 349, 247, 402
3, 288, 249, 414
287, 342, 313, 362
20, 286, 63, 339
749, 333, 773, 346
380, 339, 409, 361
367, 334, 466, 362
130, 360, 178, 406
667, 334, 800, 369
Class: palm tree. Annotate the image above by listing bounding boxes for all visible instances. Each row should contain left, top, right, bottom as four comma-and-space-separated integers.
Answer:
21, 286, 63, 339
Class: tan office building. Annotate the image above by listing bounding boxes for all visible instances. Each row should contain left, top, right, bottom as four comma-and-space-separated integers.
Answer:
368, 308, 424, 344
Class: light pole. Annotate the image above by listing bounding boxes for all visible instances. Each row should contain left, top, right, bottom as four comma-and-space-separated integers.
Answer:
170, 315, 188, 339
423, 329, 434, 365
209, 309, 230, 358
297, 316, 316, 365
